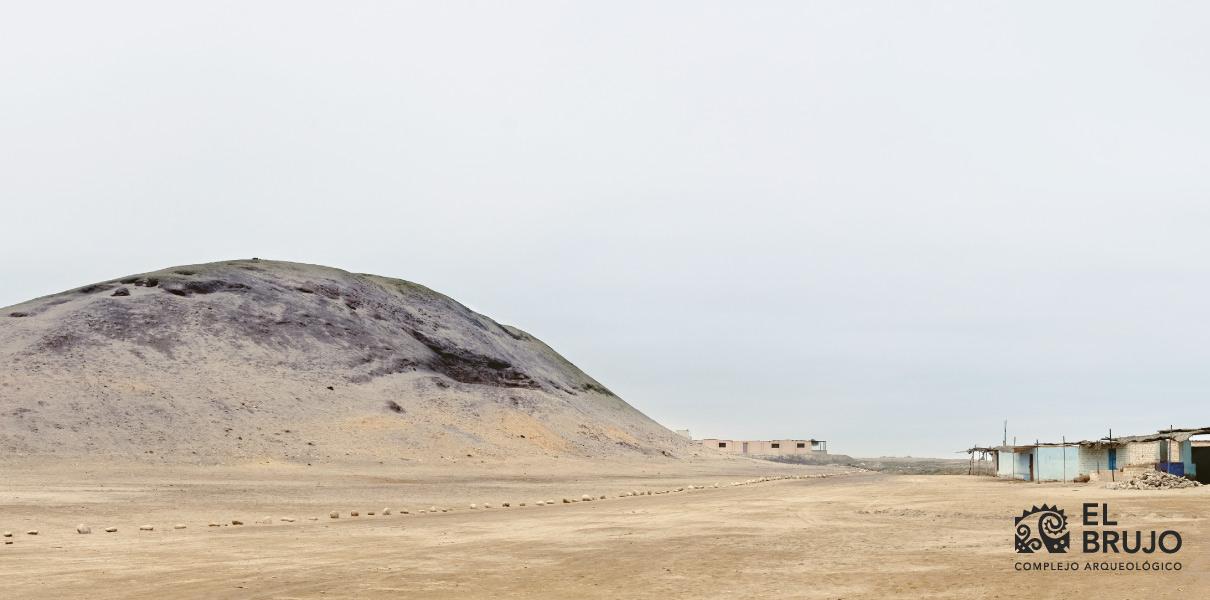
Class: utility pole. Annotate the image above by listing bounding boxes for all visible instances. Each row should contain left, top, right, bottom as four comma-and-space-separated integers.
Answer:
1003, 420, 1007, 446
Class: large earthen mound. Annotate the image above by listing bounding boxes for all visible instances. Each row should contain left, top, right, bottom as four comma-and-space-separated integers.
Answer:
0, 259, 689, 462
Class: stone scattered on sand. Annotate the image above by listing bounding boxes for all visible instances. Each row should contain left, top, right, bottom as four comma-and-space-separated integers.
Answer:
599, 495, 606, 500
429, 506, 438, 513
367, 511, 375, 516
26, 530, 38, 536
105, 527, 117, 533
208, 522, 221, 527
76, 524, 91, 534
174, 524, 187, 530
581, 495, 592, 502
483, 503, 492, 509
139, 525, 154, 531
469, 503, 478, 509
502, 502, 510, 507
350, 511, 359, 517
2, 532, 11, 538
546, 499, 555, 505
280, 517, 295, 523
382, 508, 391, 515
1107, 471, 1203, 490
329, 511, 339, 519
232, 520, 244, 526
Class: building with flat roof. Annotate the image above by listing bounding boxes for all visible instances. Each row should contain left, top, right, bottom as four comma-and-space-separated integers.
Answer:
700, 438, 826, 456
971, 426, 1210, 484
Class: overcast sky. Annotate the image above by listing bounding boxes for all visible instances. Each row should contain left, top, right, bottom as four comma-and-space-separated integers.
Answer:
3, 2, 1209, 457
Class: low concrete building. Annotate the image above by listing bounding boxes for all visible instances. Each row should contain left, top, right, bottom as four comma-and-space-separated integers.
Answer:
700, 438, 827, 456
988, 426, 1210, 483
995, 443, 1078, 482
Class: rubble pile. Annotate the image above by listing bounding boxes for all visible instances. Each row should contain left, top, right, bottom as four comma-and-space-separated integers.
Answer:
1107, 471, 1203, 490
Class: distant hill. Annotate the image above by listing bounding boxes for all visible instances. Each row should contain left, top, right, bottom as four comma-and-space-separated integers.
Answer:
0, 259, 689, 462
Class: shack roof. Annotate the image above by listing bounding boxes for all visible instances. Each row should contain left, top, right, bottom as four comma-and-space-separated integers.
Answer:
1089, 426, 1210, 445
987, 426, 1210, 452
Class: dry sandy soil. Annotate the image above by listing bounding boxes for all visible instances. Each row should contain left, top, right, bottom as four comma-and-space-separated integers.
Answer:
3, 458, 1209, 599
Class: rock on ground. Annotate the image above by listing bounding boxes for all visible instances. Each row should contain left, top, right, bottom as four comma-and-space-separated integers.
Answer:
1107, 471, 1203, 490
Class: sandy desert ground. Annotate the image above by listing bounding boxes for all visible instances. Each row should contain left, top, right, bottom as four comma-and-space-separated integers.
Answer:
2, 457, 1208, 599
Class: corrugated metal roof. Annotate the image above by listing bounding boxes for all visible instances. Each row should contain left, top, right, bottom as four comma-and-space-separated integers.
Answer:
984, 426, 1210, 452
1093, 426, 1210, 444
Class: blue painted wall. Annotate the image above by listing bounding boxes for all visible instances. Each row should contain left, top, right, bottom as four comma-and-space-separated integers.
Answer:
1035, 446, 1080, 481
1181, 440, 1196, 477
999, 450, 1034, 480
997, 441, 1199, 481
1016, 451, 1033, 480
997, 451, 1017, 478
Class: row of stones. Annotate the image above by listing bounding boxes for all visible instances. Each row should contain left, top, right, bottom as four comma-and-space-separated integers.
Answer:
3, 472, 855, 543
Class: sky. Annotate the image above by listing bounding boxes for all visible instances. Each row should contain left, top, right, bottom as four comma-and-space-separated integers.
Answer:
3, 2, 1209, 457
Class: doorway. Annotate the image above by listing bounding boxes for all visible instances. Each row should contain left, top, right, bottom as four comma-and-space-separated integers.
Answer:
1191, 436, 1210, 484
1107, 448, 1117, 471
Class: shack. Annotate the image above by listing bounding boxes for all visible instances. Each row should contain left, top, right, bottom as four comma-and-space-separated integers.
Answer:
986, 426, 1210, 483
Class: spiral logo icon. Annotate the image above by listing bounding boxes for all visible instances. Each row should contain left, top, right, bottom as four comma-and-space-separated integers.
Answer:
1014, 504, 1070, 553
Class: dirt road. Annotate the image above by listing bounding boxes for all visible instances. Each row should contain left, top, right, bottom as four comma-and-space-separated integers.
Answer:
2, 462, 1208, 598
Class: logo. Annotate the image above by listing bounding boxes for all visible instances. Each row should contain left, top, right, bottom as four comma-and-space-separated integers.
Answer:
1014, 504, 1070, 553
1012, 502, 1185, 573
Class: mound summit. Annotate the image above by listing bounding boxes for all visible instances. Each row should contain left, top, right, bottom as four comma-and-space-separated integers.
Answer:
0, 259, 689, 462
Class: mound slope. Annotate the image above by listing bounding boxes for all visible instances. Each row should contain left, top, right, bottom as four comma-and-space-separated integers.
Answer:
0, 259, 689, 462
